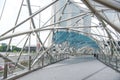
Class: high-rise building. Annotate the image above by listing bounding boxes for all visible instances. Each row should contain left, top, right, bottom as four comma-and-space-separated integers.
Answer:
52, 0, 91, 33
48, 0, 91, 47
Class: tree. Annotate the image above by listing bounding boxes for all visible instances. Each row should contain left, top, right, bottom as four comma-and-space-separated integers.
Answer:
0, 45, 7, 52
11, 46, 21, 52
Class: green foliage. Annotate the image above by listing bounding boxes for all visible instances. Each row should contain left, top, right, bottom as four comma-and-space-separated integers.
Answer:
0, 45, 7, 52
0, 44, 21, 52
11, 46, 21, 52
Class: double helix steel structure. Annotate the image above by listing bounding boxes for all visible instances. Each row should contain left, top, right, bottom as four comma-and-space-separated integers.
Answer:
0, 0, 120, 79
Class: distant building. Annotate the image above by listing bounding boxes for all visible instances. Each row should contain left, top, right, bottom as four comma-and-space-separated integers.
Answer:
24, 46, 37, 52
52, 0, 91, 33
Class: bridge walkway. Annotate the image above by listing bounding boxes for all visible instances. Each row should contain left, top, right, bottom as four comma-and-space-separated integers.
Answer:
17, 55, 120, 80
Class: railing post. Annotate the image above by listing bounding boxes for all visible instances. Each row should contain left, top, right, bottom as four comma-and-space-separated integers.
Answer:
115, 56, 118, 69
29, 56, 31, 70
60, 54, 61, 60
57, 54, 58, 61
109, 55, 111, 65
41, 55, 44, 67
104, 55, 106, 63
3, 60, 8, 79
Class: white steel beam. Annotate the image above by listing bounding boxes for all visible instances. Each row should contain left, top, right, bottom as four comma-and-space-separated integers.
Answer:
0, 0, 59, 37
94, 0, 120, 12
82, 0, 120, 33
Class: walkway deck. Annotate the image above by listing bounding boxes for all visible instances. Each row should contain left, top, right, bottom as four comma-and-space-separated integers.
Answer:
17, 56, 120, 80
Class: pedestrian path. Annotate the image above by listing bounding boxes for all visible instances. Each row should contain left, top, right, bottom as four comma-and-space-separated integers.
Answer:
17, 56, 120, 80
